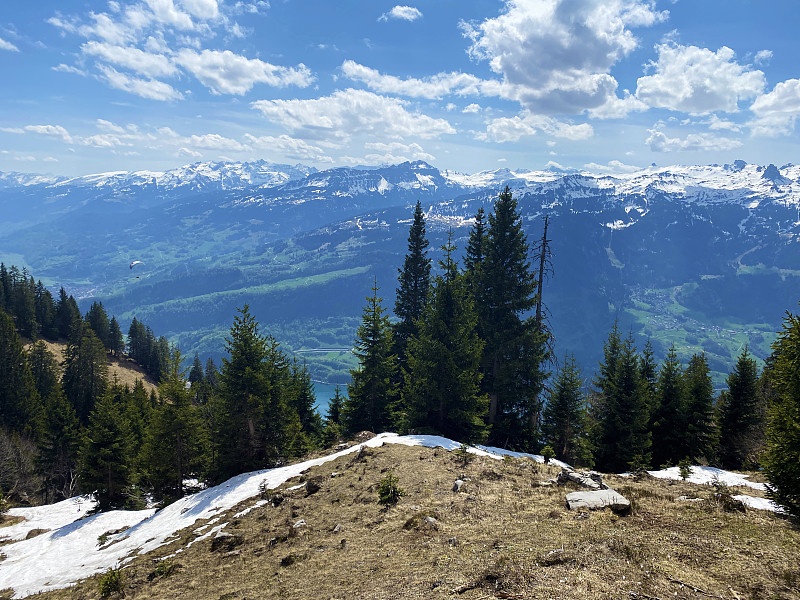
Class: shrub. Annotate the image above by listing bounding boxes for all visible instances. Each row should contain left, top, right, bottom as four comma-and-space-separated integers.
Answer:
678, 457, 693, 480
541, 445, 555, 464
377, 471, 405, 506
98, 566, 125, 598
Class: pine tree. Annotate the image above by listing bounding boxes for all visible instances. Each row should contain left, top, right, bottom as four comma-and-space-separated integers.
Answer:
0, 309, 40, 434
62, 328, 108, 423
393, 201, 431, 376
140, 348, 208, 502
401, 235, 488, 442
38, 389, 81, 503
684, 352, 716, 462
26, 340, 60, 426
108, 316, 125, 357
288, 360, 323, 448
85, 301, 111, 349
54, 288, 80, 341
650, 345, 688, 467
762, 310, 800, 517
188, 352, 205, 403
594, 330, 651, 472
79, 392, 131, 510
542, 354, 587, 465
344, 281, 398, 434
479, 187, 549, 450
34, 281, 57, 339
323, 386, 345, 445
717, 347, 761, 470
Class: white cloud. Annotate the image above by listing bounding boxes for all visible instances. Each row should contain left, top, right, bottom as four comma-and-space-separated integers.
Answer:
749, 78, 800, 136
361, 141, 435, 163
96, 119, 126, 133
178, 0, 219, 20
52, 63, 87, 76
176, 147, 203, 158
80, 134, 131, 148
251, 89, 456, 141
82, 41, 177, 78
704, 114, 741, 132
340, 60, 500, 100
479, 112, 593, 142
175, 49, 313, 94
244, 133, 332, 162
24, 125, 74, 144
98, 64, 184, 101
588, 92, 648, 119
636, 44, 765, 114
645, 128, 742, 152
188, 133, 245, 150
461, 0, 667, 114
0, 36, 20, 52
378, 6, 423, 22
584, 159, 641, 173
462, 103, 481, 113
144, 0, 195, 30
753, 49, 773, 66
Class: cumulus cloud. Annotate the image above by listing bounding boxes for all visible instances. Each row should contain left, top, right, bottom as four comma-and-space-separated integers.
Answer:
144, 0, 195, 30
52, 63, 88, 76
251, 89, 456, 141
645, 128, 742, 152
0, 36, 20, 52
175, 49, 313, 94
24, 125, 74, 144
753, 49, 773, 66
82, 41, 177, 78
359, 141, 435, 164
479, 112, 593, 142
98, 64, 184, 101
244, 133, 332, 162
462, 103, 481, 113
187, 133, 245, 150
461, 0, 667, 114
176, 147, 203, 158
636, 44, 765, 114
340, 60, 501, 100
749, 78, 800, 136
378, 6, 422, 22
584, 159, 642, 173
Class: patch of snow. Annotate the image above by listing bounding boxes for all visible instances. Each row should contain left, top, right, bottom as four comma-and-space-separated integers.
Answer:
734, 495, 785, 513
646, 465, 766, 491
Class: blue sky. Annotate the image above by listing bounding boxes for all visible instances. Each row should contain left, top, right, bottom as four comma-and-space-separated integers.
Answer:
2, 0, 799, 177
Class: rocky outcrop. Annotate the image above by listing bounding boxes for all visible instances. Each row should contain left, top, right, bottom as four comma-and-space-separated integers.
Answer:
565, 489, 631, 514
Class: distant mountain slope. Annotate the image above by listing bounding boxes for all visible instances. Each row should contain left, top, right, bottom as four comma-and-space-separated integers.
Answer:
1, 159, 798, 386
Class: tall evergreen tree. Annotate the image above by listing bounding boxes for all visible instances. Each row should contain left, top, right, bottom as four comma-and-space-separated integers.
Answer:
542, 354, 587, 465
62, 328, 108, 423
684, 352, 716, 462
479, 187, 549, 450
85, 302, 111, 349
108, 316, 125, 357
323, 386, 345, 445
38, 389, 81, 503
401, 235, 488, 442
27, 340, 60, 421
288, 360, 323, 448
54, 288, 80, 341
762, 309, 800, 517
594, 331, 651, 472
0, 309, 40, 433
650, 345, 688, 467
344, 281, 398, 434
79, 391, 131, 510
34, 281, 57, 339
140, 348, 208, 502
393, 201, 432, 376
717, 347, 761, 469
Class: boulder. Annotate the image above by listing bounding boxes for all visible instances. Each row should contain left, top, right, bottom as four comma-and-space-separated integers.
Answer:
557, 467, 605, 490
565, 488, 630, 513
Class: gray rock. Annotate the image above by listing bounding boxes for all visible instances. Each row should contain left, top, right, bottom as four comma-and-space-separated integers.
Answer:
557, 467, 606, 490
453, 479, 465, 492
565, 488, 630, 513
293, 519, 307, 529
424, 516, 438, 529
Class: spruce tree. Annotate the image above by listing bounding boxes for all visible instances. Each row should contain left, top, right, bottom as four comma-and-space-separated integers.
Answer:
542, 354, 587, 465
393, 201, 431, 376
0, 309, 40, 434
684, 352, 716, 462
762, 310, 800, 517
344, 281, 398, 434
323, 386, 345, 445
79, 392, 131, 510
85, 301, 111, 349
108, 316, 125, 357
401, 235, 488, 442
62, 328, 108, 423
140, 348, 208, 502
479, 187, 549, 450
650, 345, 688, 467
38, 389, 81, 503
54, 288, 80, 341
717, 347, 761, 470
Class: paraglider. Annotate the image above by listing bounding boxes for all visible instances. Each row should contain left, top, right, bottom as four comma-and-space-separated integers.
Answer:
130, 260, 143, 270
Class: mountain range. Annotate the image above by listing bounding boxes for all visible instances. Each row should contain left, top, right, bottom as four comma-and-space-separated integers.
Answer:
2, 158, 799, 389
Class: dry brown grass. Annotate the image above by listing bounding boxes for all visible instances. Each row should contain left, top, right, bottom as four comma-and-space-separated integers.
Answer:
22, 443, 800, 600
24, 338, 158, 395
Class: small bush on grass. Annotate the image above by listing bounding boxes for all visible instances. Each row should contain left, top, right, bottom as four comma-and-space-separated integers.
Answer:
98, 566, 124, 598
377, 471, 405, 506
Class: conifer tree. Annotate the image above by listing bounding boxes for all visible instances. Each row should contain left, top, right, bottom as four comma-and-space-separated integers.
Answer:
188, 352, 205, 403
684, 352, 716, 462
0, 309, 40, 434
344, 281, 398, 434
401, 235, 488, 442
323, 386, 345, 445
85, 302, 111, 349
54, 288, 80, 341
288, 360, 323, 447
479, 187, 549, 450
463, 207, 487, 290
108, 316, 124, 357
140, 348, 208, 502
79, 392, 131, 510
717, 347, 761, 469
38, 389, 81, 503
62, 328, 108, 423
762, 309, 800, 517
650, 345, 688, 467
594, 330, 651, 472
393, 201, 431, 376
34, 281, 57, 339
542, 354, 587, 465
